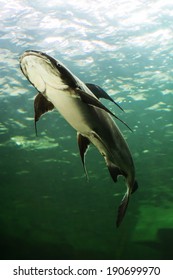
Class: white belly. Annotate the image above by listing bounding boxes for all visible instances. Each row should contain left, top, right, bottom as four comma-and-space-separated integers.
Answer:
45, 85, 92, 134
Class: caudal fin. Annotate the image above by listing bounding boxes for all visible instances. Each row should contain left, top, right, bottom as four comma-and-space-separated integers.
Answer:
116, 190, 130, 227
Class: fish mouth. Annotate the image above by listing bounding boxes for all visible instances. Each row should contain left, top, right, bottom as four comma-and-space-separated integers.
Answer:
19, 50, 51, 64
20, 50, 69, 92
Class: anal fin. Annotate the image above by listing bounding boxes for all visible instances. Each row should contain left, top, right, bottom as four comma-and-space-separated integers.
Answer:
77, 133, 90, 180
106, 161, 125, 183
132, 180, 138, 194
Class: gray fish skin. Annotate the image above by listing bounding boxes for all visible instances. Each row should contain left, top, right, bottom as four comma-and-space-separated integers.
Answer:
20, 50, 138, 227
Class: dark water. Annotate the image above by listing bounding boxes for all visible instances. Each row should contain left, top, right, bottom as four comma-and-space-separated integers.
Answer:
0, 0, 173, 260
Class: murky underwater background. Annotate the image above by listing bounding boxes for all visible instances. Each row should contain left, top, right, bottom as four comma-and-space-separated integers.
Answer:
0, 0, 173, 259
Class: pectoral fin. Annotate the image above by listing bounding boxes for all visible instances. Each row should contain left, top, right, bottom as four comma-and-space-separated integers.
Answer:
34, 93, 54, 135
77, 133, 91, 180
76, 88, 132, 132
86, 83, 124, 112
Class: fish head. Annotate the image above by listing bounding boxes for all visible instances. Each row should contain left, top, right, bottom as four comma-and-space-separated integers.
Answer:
20, 50, 76, 94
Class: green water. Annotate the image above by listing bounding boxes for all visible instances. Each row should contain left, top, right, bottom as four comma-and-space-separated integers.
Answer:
0, 0, 173, 260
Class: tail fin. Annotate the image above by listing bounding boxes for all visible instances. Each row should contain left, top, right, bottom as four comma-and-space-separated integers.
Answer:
116, 180, 138, 227
116, 189, 130, 228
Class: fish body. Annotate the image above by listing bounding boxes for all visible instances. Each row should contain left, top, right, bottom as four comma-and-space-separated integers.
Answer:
20, 50, 138, 227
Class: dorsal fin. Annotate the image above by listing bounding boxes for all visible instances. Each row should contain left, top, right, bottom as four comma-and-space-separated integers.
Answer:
77, 133, 90, 180
86, 83, 124, 112
76, 88, 132, 132
34, 93, 54, 135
